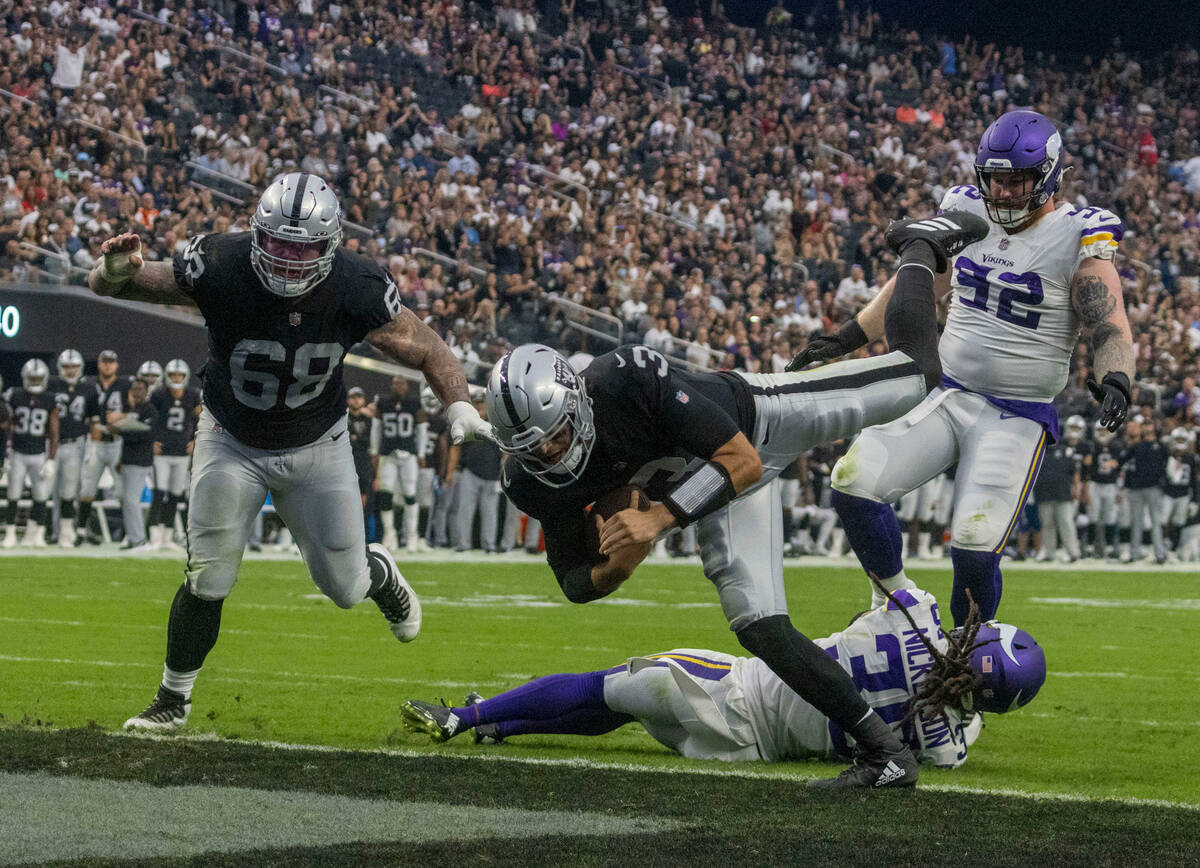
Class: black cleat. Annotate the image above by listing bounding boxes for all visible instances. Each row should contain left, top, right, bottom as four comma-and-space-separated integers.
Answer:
885, 210, 990, 273
464, 691, 503, 745
810, 744, 918, 790
123, 685, 191, 732
367, 543, 422, 642
401, 699, 466, 742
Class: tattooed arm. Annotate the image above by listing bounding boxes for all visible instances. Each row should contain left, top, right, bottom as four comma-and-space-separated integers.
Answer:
365, 307, 471, 407
87, 233, 196, 307
1070, 256, 1134, 383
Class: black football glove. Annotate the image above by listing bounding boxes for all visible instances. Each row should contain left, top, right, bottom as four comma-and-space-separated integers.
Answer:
785, 319, 868, 373
1087, 372, 1131, 433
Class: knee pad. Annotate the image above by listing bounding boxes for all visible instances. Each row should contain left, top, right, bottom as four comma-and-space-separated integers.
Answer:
377, 491, 394, 512
404, 496, 417, 507
830, 435, 891, 500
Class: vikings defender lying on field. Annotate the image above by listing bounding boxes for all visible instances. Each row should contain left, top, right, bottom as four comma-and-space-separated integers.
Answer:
403, 584, 1046, 767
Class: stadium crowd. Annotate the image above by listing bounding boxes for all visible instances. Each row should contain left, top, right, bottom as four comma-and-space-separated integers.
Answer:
2, 0, 1200, 560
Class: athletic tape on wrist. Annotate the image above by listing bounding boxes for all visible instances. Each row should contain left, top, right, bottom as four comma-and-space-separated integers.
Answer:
665, 461, 736, 528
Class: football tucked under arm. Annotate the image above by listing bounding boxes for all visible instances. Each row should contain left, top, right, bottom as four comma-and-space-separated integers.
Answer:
556, 486, 654, 603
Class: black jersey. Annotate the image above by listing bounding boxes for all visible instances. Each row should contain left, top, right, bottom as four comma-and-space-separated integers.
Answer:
347, 409, 374, 456
426, 414, 448, 476
374, 392, 422, 454
83, 374, 131, 442
0, 395, 9, 465
502, 345, 753, 591
172, 232, 404, 449
151, 386, 202, 456
1163, 453, 1198, 499
119, 400, 160, 467
48, 377, 91, 440
1088, 439, 1122, 484
3, 388, 58, 455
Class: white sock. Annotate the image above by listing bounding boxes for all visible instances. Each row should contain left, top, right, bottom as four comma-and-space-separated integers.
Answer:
870, 571, 917, 608
162, 665, 200, 700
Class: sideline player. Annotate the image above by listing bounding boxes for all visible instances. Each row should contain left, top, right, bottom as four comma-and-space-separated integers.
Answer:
2, 360, 59, 547
815, 111, 1135, 624
148, 359, 201, 550
371, 376, 427, 552
87, 172, 492, 732
486, 212, 988, 788
48, 349, 89, 547
403, 584, 1045, 768
76, 349, 130, 543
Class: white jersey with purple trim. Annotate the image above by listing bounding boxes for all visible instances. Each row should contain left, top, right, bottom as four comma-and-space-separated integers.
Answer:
936, 184, 1123, 402
732, 588, 968, 767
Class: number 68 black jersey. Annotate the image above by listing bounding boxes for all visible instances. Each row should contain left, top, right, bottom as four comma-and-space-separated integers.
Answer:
172, 233, 403, 449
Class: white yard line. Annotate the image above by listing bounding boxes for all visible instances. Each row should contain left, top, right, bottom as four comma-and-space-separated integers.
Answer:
105, 730, 1200, 813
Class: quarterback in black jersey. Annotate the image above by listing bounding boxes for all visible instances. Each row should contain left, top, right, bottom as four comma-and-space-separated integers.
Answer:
479, 215, 989, 790
88, 172, 491, 733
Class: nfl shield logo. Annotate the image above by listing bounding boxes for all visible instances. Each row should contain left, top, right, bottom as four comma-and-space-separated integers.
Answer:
982, 655, 993, 673
676, 390, 689, 404
289, 312, 302, 326
998, 238, 1010, 251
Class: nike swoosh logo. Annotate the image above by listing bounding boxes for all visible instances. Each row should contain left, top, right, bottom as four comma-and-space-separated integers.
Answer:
615, 355, 626, 368
999, 413, 1022, 420
332, 431, 344, 440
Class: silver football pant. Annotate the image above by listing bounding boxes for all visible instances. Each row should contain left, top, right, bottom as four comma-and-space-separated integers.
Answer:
6, 451, 51, 503
120, 464, 153, 546
154, 454, 191, 497
185, 409, 369, 607
453, 468, 500, 551
81, 439, 123, 499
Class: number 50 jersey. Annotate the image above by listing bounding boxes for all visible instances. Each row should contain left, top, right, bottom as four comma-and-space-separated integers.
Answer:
936, 185, 1123, 402
173, 233, 403, 449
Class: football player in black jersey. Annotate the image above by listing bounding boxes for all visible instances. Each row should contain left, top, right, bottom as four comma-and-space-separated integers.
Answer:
346, 386, 376, 518
371, 376, 427, 552
2, 359, 59, 548
48, 349, 89, 548
463, 213, 990, 790
76, 349, 130, 544
88, 172, 491, 733
147, 359, 202, 551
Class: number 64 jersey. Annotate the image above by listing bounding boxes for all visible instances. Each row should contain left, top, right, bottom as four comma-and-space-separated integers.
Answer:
936, 185, 1123, 402
172, 233, 403, 449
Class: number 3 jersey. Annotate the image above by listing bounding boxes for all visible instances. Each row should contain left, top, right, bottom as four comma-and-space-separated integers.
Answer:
733, 589, 968, 767
937, 185, 1123, 402
173, 232, 403, 449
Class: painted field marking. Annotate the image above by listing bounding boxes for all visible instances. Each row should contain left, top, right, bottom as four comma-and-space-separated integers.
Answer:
0, 771, 677, 864
105, 731, 1200, 813
1030, 597, 1200, 611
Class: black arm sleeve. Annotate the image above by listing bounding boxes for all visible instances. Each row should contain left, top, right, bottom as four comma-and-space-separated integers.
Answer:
542, 508, 602, 602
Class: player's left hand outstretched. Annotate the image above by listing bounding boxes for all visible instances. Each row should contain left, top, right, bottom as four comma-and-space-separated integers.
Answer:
598, 504, 674, 556
1087, 373, 1130, 432
445, 400, 496, 445
98, 232, 144, 286
785, 333, 846, 372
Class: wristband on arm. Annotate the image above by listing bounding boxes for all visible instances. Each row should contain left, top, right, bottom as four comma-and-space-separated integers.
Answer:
836, 317, 869, 353
664, 461, 737, 528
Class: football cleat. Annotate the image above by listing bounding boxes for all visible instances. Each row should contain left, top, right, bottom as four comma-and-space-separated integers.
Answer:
401, 699, 466, 742
367, 542, 422, 642
884, 210, 990, 273
123, 685, 191, 732
2, 526, 16, 549
465, 691, 503, 745
57, 523, 76, 548
810, 743, 918, 791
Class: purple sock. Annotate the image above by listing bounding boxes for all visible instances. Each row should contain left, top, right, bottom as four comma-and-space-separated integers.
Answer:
832, 490, 905, 579
494, 708, 634, 739
950, 547, 1003, 625
453, 668, 618, 727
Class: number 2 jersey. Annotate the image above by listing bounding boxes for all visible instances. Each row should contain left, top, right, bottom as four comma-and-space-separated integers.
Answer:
150, 386, 202, 456
733, 588, 967, 767
172, 232, 404, 449
937, 185, 1123, 402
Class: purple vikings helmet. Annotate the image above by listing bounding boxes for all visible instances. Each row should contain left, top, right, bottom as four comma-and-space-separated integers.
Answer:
974, 110, 1064, 229
963, 621, 1047, 713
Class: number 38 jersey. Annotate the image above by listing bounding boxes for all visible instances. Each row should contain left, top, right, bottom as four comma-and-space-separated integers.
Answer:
937, 185, 1123, 402
173, 232, 404, 449
3, 387, 57, 455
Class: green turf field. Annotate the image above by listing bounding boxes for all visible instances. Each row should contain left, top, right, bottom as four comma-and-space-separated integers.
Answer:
2, 554, 1199, 865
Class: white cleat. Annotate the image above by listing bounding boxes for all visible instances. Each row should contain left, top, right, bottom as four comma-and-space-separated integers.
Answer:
367, 542, 422, 642
2, 526, 17, 549
124, 686, 191, 732
28, 525, 47, 548
58, 523, 76, 548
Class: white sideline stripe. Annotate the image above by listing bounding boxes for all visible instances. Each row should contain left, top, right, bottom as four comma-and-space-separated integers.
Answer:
1025, 711, 1200, 729
108, 731, 1200, 813
1030, 597, 1200, 611
1053, 671, 1200, 682
0, 616, 327, 641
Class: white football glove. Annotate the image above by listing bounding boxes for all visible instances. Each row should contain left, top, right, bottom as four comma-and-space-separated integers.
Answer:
445, 400, 495, 445
39, 458, 56, 484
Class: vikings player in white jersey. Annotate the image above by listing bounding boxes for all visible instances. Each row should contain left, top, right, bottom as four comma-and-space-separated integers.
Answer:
400, 586, 1045, 769
804, 110, 1135, 626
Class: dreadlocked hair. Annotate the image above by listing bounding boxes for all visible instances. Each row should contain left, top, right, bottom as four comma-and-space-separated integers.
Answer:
868, 577, 992, 732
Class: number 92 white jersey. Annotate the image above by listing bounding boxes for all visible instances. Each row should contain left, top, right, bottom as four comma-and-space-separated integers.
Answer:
936, 185, 1123, 402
